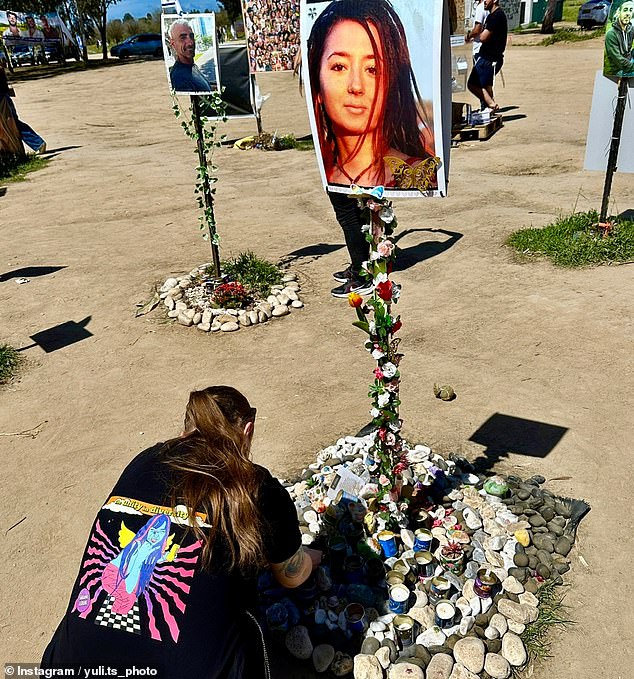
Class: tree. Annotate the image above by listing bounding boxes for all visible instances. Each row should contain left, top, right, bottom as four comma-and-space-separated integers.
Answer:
77, 0, 120, 60
219, 0, 242, 23
106, 17, 123, 44
541, 0, 559, 34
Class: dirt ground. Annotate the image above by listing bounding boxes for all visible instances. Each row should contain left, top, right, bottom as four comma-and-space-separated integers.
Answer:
1, 36, 632, 677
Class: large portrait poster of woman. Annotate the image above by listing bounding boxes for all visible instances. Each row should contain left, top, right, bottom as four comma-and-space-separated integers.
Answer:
301, 0, 450, 198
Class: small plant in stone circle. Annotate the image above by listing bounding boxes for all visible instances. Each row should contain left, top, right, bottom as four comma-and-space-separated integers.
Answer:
172, 94, 226, 246
159, 252, 304, 333
347, 187, 407, 524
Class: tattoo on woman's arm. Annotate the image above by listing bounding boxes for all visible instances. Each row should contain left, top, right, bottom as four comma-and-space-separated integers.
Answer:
282, 549, 305, 580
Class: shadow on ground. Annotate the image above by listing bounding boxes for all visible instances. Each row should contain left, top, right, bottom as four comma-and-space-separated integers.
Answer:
468, 412, 569, 473
0, 265, 66, 282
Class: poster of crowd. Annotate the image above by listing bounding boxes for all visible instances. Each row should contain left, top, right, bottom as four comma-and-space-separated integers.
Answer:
161, 13, 220, 95
1, 9, 77, 65
603, 0, 634, 78
241, 0, 299, 72
300, 0, 450, 198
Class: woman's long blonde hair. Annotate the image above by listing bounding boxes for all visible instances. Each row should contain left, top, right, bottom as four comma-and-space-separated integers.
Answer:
161, 386, 266, 573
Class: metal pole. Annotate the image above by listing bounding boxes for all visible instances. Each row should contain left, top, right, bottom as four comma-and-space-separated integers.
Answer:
190, 95, 222, 278
600, 78, 629, 223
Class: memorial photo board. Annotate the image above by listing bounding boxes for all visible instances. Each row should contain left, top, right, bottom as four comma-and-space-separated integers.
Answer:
603, 0, 634, 79
162, 13, 220, 95
1, 9, 77, 62
301, 0, 450, 198
241, 0, 299, 72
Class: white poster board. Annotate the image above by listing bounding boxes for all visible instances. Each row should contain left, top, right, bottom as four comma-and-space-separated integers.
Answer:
300, 0, 450, 198
584, 71, 634, 173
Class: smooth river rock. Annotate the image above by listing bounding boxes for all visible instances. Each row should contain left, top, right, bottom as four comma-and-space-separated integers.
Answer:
497, 599, 538, 624
388, 663, 424, 679
312, 644, 335, 673
353, 654, 383, 679
501, 632, 527, 667
484, 653, 511, 679
426, 653, 454, 679
272, 305, 289, 317
285, 625, 313, 660
220, 321, 239, 332
453, 637, 485, 674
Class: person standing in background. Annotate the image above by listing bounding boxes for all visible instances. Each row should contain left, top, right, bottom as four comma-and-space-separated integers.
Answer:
467, 0, 507, 113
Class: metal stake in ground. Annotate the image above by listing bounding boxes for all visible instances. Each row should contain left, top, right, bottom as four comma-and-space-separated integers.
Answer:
599, 78, 629, 223
190, 95, 222, 278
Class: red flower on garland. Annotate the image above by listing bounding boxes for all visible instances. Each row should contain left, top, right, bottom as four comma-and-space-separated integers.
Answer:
377, 427, 387, 441
374, 367, 384, 380
376, 280, 393, 301
392, 319, 402, 333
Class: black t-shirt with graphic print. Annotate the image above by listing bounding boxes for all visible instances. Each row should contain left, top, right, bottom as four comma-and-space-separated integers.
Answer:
42, 442, 301, 678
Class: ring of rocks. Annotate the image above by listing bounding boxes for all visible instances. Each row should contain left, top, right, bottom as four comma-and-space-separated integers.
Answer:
159, 265, 303, 332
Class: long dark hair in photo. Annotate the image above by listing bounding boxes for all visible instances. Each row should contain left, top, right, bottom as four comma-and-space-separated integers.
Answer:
307, 0, 433, 181
161, 386, 266, 574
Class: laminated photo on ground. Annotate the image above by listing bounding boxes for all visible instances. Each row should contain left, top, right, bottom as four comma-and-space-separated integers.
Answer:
301, 0, 450, 198
162, 13, 220, 95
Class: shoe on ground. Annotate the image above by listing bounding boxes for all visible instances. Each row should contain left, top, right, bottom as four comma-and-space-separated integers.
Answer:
480, 107, 492, 115
331, 277, 373, 298
37, 142, 47, 154
332, 265, 353, 283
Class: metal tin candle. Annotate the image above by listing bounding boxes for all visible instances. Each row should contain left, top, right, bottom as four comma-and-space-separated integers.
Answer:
328, 535, 347, 576
412, 508, 431, 529
365, 558, 385, 584
393, 614, 416, 647
414, 550, 436, 577
377, 530, 398, 558
428, 575, 451, 605
474, 568, 501, 598
386, 570, 406, 586
434, 601, 456, 629
344, 602, 367, 634
413, 528, 433, 552
344, 554, 364, 584
388, 583, 410, 614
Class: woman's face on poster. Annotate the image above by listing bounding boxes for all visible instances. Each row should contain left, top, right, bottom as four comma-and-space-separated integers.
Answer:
318, 19, 385, 139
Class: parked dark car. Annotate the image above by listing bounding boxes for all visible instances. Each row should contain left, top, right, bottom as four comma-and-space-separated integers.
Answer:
577, 0, 612, 28
110, 33, 163, 59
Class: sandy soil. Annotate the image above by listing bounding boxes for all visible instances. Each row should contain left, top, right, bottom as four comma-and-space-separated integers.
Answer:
1, 37, 632, 677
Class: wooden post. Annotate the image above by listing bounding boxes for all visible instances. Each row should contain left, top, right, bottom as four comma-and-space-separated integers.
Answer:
191, 95, 222, 278
600, 78, 629, 223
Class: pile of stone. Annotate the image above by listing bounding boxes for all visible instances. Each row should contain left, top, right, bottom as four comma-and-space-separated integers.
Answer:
260, 435, 586, 678
158, 265, 303, 332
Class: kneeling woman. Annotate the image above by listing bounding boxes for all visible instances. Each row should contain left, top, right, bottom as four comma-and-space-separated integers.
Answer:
42, 386, 319, 678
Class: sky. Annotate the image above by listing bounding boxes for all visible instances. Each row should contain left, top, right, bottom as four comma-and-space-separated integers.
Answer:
110, 0, 221, 21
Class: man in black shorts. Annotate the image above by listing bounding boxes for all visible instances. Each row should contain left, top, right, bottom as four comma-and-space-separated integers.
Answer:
467, 0, 507, 113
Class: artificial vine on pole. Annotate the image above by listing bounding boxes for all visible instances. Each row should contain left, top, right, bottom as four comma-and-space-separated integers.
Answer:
172, 93, 227, 276
347, 187, 407, 510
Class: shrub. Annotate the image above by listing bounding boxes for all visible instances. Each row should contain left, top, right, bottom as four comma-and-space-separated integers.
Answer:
222, 251, 283, 298
0, 344, 22, 384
